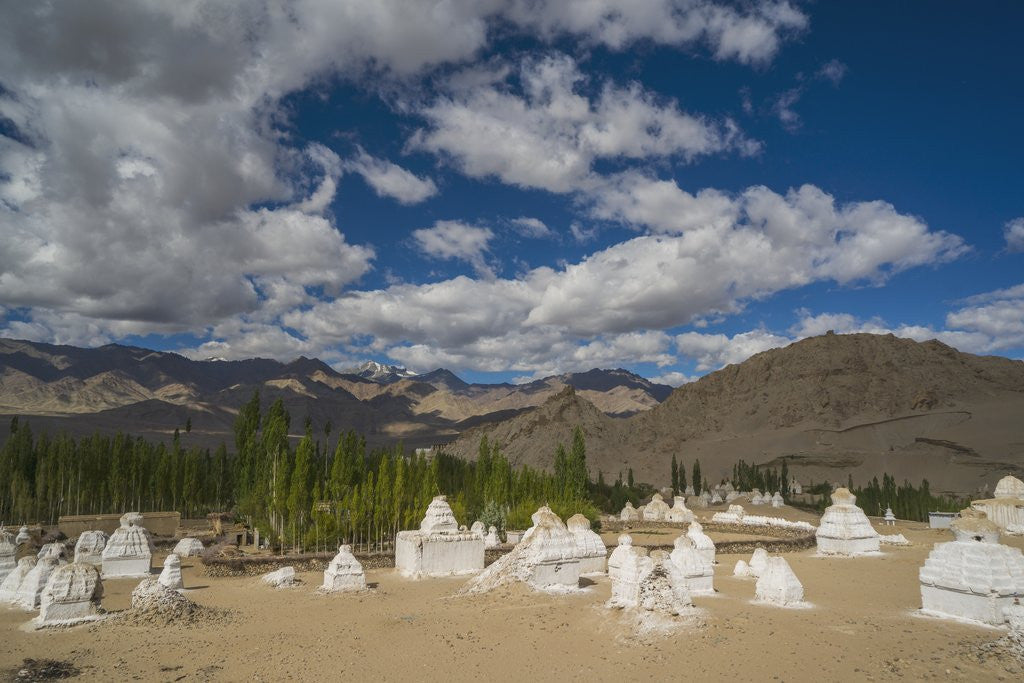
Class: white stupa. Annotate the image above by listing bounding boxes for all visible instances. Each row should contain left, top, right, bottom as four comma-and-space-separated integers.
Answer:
0, 557, 36, 603
884, 508, 897, 526
995, 475, 1024, 499
470, 521, 486, 536
666, 496, 695, 523
750, 492, 764, 505
36, 562, 104, 627
619, 501, 641, 522
322, 545, 366, 593
669, 535, 714, 595
726, 491, 740, 502
714, 504, 746, 524
815, 488, 880, 555
971, 476, 1024, 535
685, 522, 716, 566
102, 512, 154, 578
484, 526, 500, 549
754, 557, 805, 607
710, 491, 723, 505
748, 548, 770, 578
158, 553, 184, 590
698, 491, 712, 507
14, 552, 61, 610
261, 566, 296, 588
395, 496, 484, 579
464, 506, 580, 593
0, 530, 15, 585
791, 480, 803, 495
771, 492, 784, 508
173, 537, 204, 557
607, 536, 650, 608
567, 514, 607, 574
37, 542, 69, 563
15, 526, 30, 545
684, 485, 695, 496
642, 493, 671, 521
74, 531, 107, 566
919, 512, 1024, 626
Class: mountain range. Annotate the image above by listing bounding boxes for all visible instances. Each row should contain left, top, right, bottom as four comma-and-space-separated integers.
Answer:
0, 337, 671, 448
443, 332, 1024, 496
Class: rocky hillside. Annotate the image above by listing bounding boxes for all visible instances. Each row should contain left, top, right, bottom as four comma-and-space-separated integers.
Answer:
446, 333, 1024, 495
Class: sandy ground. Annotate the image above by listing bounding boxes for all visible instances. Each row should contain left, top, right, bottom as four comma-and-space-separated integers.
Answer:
2, 514, 1023, 682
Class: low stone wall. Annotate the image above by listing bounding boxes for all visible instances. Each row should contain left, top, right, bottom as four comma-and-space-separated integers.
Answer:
58, 511, 180, 538
202, 546, 515, 577
602, 519, 817, 555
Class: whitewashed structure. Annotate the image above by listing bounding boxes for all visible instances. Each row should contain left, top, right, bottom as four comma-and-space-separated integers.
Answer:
636, 551, 693, 615
36, 562, 104, 626
173, 537, 204, 557
884, 508, 897, 526
710, 491, 723, 505
322, 545, 366, 593
0, 557, 36, 603
567, 514, 607, 574
748, 548, 770, 578
261, 566, 296, 588
971, 476, 1024, 535
791, 480, 803, 495
698, 491, 712, 507
607, 536, 650, 608
619, 501, 640, 522
642, 493, 671, 521
666, 496, 695, 523
669, 535, 714, 595
714, 504, 746, 524
733, 560, 751, 577
755, 557, 805, 607
816, 488, 881, 555
14, 553, 60, 610
0, 531, 15, 585
684, 485, 695, 496
470, 521, 486, 536
101, 512, 154, 578
607, 535, 636, 584
685, 522, 716, 566
750, 492, 764, 505
395, 496, 484, 579
919, 513, 1024, 626
15, 526, 30, 545
771, 492, 784, 508
74, 531, 107, 566
158, 553, 184, 590
464, 506, 580, 592
484, 526, 500, 548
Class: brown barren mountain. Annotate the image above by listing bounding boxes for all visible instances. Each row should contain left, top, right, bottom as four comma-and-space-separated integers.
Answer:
447, 332, 1024, 495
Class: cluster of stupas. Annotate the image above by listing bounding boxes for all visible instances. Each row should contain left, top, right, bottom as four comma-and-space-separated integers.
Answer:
620, 494, 694, 523
815, 488, 881, 555
971, 475, 1024, 535
733, 548, 806, 607
712, 504, 816, 531
395, 496, 485, 579
919, 509, 1024, 626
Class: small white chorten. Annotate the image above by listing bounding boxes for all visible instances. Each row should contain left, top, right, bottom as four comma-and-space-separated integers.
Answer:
643, 493, 671, 521
748, 548, 770, 578
172, 537, 204, 557
685, 522, 716, 567
322, 545, 366, 593
815, 488, 880, 556
102, 512, 154, 578
771, 492, 784, 508
158, 553, 184, 590
884, 508, 897, 526
666, 496, 694, 523
567, 514, 607, 574
0, 557, 36, 604
74, 531, 107, 566
619, 501, 641, 522
484, 526, 500, 548
754, 557, 805, 607
669, 535, 714, 595
0, 530, 15, 585
36, 562, 104, 626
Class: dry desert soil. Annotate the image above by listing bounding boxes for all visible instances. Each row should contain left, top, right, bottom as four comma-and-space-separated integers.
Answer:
2, 508, 1023, 682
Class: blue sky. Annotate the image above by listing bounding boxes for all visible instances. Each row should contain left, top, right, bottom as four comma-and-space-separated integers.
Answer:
1, 1, 1022, 384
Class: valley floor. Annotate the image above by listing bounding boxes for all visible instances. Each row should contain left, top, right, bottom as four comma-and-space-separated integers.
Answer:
2, 517, 1022, 681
